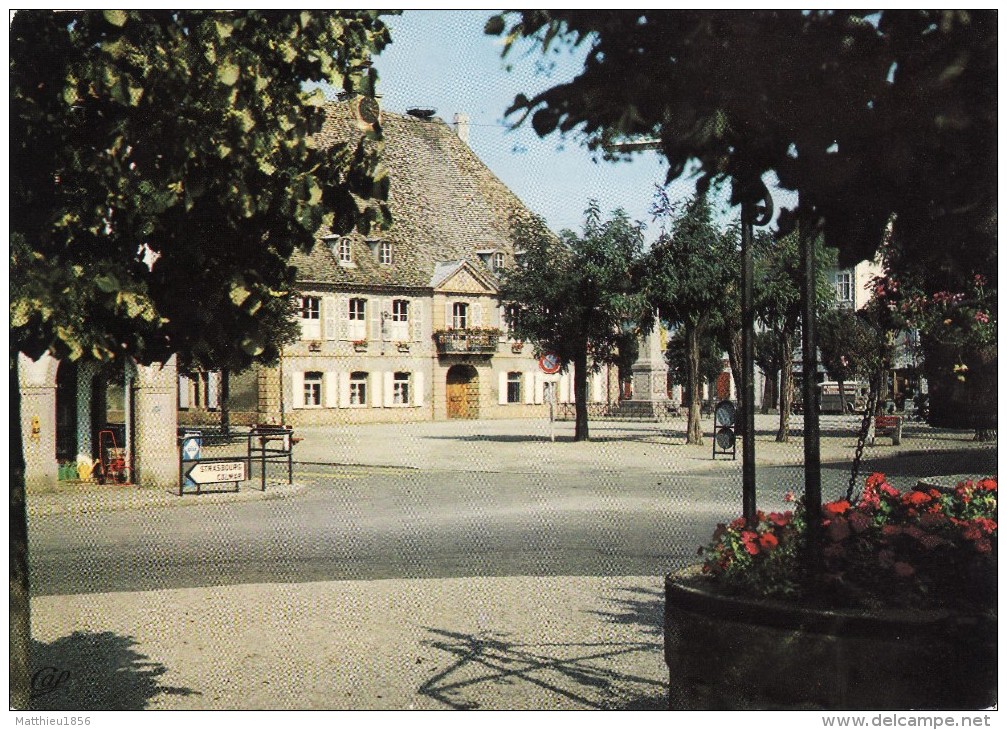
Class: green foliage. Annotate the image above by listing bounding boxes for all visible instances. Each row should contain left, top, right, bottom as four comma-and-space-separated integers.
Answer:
817, 307, 890, 386
500, 203, 645, 369
665, 328, 723, 391
500, 204, 646, 439
641, 191, 736, 442
487, 10, 995, 279
10, 10, 395, 370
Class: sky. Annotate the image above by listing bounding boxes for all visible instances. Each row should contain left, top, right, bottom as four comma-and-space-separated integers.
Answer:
367, 10, 706, 243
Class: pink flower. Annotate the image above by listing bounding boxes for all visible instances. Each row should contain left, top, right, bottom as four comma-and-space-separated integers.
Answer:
848, 511, 873, 534
974, 311, 990, 324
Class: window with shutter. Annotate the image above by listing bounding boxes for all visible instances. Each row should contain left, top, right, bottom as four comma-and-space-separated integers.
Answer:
178, 375, 191, 409
413, 371, 425, 407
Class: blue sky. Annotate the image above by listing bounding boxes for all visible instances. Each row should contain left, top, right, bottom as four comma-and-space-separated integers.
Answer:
369, 10, 694, 242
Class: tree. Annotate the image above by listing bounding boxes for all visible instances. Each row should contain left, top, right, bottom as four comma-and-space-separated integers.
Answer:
754, 231, 835, 441
487, 10, 995, 284
817, 309, 878, 414
665, 328, 725, 406
10, 10, 394, 707
754, 330, 783, 414
642, 191, 737, 445
499, 204, 646, 441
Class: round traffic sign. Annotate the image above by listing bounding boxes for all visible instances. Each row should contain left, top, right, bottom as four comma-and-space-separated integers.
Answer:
715, 400, 736, 427
539, 353, 561, 375
716, 426, 736, 451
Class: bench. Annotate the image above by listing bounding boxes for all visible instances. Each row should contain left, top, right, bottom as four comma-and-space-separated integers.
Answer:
869, 415, 903, 446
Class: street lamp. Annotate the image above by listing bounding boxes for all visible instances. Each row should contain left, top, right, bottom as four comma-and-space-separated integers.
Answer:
738, 176, 774, 524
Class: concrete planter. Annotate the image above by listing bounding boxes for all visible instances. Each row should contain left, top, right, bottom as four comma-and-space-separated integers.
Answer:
664, 568, 997, 710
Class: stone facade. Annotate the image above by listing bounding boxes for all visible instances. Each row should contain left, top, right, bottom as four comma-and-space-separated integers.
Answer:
247, 100, 616, 426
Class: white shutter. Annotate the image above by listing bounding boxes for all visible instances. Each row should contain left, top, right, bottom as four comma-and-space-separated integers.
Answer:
523, 372, 535, 404
369, 298, 381, 341
383, 372, 395, 407
324, 372, 338, 408
178, 375, 190, 408
498, 371, 508, 405
592, 372, 604, 403
492, 304, 501, 329
412, 300, 424, 342
323, 295, 337, 340
472, 302, 483, 329
338, 296, 349, 340
568, 374, 577, 404
292, 371, 305, 409
534, 373, 544, 404
558, 373, 569, 404
445, 300, 453, 329
371, 371, 383, 408
414, 371, 424, 407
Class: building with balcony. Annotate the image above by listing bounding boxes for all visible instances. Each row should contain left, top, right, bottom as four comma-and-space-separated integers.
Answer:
240, 100, 615, 426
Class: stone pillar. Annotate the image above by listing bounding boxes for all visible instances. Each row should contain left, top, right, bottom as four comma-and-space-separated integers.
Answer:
132, 356, 179, 488
624, 316, 671, 420
18, 353, 59, 492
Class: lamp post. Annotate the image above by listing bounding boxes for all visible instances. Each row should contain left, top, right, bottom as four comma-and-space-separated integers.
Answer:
739, 176, 774, 524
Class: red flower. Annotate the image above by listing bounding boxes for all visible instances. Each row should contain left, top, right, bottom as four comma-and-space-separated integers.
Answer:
741, 531, 760, 555
768, 511, 792, 528
824, 500, 851, 516
879, 483, 900, 499
783, 490, 796, 503
975, 539, 993, 554
759, 532, 779, 550
730, 517, 747, 530
902, 491, 932, 507
979, 478, 997, 492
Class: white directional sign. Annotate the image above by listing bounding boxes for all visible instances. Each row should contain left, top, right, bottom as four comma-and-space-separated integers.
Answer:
185, 461, 246, 485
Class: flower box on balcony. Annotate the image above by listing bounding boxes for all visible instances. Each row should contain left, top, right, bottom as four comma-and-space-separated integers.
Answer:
432, 328, 501, 355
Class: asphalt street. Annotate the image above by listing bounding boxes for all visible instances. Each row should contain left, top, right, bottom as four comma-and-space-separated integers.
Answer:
29, 445, 995, 597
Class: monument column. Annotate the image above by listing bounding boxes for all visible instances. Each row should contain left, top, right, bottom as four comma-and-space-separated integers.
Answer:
626, 312, 671, 420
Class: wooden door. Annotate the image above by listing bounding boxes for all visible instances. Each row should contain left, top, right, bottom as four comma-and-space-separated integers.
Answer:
447, 379, 469, 419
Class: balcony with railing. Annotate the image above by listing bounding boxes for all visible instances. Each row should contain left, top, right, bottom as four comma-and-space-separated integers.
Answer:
433, 328, 500, 355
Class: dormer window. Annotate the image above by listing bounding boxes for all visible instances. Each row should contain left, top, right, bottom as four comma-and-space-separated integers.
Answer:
379, 240, 393, 265
514, 249, 526, 267
476, 249, 494, 269
337, 237, 353, 266
494, 252, 505, 270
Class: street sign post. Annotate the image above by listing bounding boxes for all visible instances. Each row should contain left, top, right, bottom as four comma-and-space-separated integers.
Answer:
539, 353, 561, 375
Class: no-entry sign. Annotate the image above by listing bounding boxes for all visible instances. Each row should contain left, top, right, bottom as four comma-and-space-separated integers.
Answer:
185, 461, 246, 485
538, 353, 561, 374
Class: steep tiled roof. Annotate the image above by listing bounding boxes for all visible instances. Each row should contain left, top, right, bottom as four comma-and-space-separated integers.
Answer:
291, 101, 539, 290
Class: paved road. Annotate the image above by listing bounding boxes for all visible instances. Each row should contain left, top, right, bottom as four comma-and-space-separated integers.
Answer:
29, 445, 995, 597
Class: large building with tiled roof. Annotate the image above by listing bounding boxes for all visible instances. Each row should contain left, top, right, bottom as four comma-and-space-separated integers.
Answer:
235, 99, 616, 426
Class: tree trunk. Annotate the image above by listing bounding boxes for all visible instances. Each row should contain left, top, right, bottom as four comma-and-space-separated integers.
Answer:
220, 368, 231, 435
573, 349, 590, 442
762, 370, 779, 414
10, 351, 31, 709
727, 329, 744, 435
685, 325, 703, 445
777, 331, 794, 442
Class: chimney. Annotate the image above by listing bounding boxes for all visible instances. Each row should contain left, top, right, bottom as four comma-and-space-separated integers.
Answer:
453, 113, 470, 144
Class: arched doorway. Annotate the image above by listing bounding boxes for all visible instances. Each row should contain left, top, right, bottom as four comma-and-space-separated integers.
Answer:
446, 365, 479, 419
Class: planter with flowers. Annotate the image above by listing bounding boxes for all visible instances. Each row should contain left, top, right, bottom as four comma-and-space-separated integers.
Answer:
665, 474, 997, 710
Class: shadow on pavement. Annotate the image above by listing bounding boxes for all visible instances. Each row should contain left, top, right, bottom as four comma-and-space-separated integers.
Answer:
417, 626, 665, 710
821, 448, 998, 482
30, 631, 198, 710
586, 586, 665, 639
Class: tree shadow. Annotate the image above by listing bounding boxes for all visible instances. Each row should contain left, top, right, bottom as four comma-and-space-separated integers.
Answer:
585, 586, 665, 639
30, 631, 199, 710
417, 626, 666, 710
